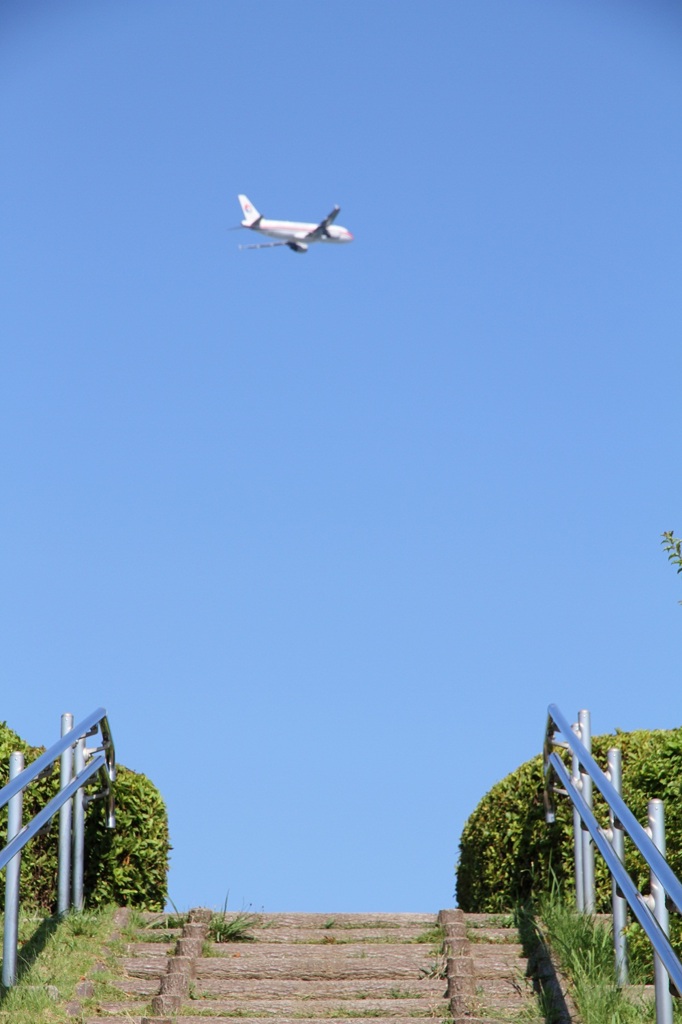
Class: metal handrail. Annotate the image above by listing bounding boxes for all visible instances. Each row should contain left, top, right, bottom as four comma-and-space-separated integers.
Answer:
0, 707, 115, 822
0, 750, 107, 872
545, 705, 682, 913
544, 704, 682, 1024
0, 708, 116, 987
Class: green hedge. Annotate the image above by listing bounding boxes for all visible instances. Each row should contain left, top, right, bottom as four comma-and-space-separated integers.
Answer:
0, 720, 170, 911
456, 726, 682, 913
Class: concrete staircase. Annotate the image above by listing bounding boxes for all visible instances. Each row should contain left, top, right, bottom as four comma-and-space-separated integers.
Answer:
78, 908, 575, 1024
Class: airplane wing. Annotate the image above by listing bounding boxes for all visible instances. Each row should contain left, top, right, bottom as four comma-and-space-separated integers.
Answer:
239, 240, 309, 253
239, 241, 290, 250
305, 206, 340, 240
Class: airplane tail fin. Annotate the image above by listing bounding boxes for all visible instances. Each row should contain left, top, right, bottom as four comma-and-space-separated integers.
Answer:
238, 194, 261, 226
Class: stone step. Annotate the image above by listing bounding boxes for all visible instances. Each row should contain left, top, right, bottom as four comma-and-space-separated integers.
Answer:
108, 1018, 446, 1024
89, 1002, 147, 1017
111, 975, 160, 996
473, 980, 535, 1011
474, 975, 534, 1000
466, 927, 522, 944
123, 941, 175, 957
196, 944, 440, 980
249, 913, 436, 929
242, 926, 436, 943
189, 977, 446, 999
121, 953, 173, 979
176, 996, 449, 1016
451, 1019, 526, 1024
86, 1018, 144, 1024
471, 948, 526, 976
463, 913, 515, 928
471, 942, 524, 958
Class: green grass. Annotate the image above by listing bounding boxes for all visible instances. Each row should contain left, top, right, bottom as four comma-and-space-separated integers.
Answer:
534, 894, 665, 1024
0, 906, 128, 1024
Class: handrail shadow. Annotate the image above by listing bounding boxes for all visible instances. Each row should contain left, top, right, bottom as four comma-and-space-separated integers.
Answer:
0, 913, 60, 1000
515, 903, 575, 1024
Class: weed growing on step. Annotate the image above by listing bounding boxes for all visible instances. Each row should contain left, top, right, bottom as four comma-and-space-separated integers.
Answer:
162, 896, 190, 930
208, 898, 260, 943
129, 899, 189, 935
148, 911, 188, 930
140, 931, 180, 943
119, 907, 184, 945
469, 913, 515, 930
415, 923, 447, 980
415, 925, 446, 945
419, 959, 447, 980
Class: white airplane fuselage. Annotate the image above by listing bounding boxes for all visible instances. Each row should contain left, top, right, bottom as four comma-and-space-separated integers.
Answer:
237, 195, 353, 253
248, 218, 353, 245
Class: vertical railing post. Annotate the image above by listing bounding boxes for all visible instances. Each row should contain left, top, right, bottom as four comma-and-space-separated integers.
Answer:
649, 799, 673, 1024
571, 722, 584, 911
607, 747, 628, 985
57, 712, 74, 915
72, 735, 86, 911
2, 751, 25, 987
578, 709, 594, 912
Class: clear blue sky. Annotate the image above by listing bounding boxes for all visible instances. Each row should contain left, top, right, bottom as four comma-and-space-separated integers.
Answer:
2, 0, 682, 913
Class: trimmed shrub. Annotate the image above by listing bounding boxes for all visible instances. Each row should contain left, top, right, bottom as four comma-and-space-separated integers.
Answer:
0, 720, 170, 911
456, 726, 682, 913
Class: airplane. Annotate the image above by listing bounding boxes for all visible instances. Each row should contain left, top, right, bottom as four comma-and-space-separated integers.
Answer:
237, 194, 354, 253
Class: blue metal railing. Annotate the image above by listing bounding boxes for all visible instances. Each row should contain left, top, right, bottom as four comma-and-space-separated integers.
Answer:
0, 708, 115, 986
544, 705, 682, 1024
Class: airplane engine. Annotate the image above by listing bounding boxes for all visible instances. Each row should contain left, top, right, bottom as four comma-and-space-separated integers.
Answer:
287, 241, 308, 253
